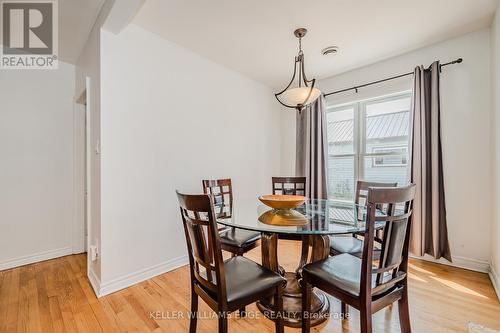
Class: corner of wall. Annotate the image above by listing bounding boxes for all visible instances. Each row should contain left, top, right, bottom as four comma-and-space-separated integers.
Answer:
88, 265, 102, 297
489, 266, 500, 301
489, 2, 500, 301
280, 108, 296, 176
74, 0, 117, 286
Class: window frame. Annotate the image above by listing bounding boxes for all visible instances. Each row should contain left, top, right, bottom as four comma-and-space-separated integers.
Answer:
326, 91, 412, 201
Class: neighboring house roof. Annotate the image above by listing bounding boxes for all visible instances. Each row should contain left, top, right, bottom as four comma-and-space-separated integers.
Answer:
328, 110, 410, 143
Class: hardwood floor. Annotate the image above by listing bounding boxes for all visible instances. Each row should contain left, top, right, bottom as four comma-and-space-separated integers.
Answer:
1, 241, 499, 333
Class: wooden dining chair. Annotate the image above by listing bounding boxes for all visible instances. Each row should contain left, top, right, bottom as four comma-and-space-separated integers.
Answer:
272, 176, 306, 196
177, 191, 286, 333
202, 179, 261, 257
271, 177, 307, 242
330, 180, 398, 258
301, 184, 416, 333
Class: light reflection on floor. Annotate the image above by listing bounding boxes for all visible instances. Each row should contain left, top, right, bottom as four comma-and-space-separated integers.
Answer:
429, 276, 489, 299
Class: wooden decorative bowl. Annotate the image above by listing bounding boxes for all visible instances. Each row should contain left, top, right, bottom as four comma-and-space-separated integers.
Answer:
258, 209, 309, 226
258, 194, 306, 210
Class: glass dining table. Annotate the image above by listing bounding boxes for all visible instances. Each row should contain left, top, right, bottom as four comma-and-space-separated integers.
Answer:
217, 198, 384, 328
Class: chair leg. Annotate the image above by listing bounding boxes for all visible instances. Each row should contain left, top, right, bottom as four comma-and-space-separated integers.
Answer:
301, 278, 312, 333
398, 287, 412, 333
218, 311, 228, 333
274, 285, 284, 333
360, 306, 372, 333
340, 301, 348, 319
239, 306, 246, 317
189, 288, 198, 333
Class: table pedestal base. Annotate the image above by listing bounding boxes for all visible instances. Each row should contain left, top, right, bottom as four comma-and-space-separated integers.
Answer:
256, 272, 329, 328
259, 233, 331, 328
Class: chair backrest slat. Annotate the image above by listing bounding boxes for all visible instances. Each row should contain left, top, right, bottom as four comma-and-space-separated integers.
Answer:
272, 177, 306, 196
355, 180, 397, 205
202, 179, 233, 218
355, 181, 398, 240
177, 191, 227, 302
360, 184, 416, 299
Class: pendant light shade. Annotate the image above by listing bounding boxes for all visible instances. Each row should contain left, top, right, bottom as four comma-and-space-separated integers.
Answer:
279, 86, 322, 107
275, 28, 321, 112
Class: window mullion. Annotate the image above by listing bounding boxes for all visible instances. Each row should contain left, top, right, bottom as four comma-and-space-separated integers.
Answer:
356, 101, 365, 182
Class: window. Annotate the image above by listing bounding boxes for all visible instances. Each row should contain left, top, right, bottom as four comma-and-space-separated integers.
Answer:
326, 92, 411, 201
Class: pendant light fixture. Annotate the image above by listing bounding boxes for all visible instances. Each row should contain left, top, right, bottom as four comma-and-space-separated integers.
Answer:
275, 28, 321, 112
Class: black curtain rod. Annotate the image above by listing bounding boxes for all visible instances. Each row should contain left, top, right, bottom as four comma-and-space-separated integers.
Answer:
323, 58, 463, 97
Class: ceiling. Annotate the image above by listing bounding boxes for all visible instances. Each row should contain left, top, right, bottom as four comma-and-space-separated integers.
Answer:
59, 0, 106, 63
133, 0, 498, 89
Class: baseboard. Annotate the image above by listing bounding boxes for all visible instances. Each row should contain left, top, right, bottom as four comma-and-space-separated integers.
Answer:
88, 267, 101, 297
410, 254, 490, 273
97, 255, 188, 297
0, 247, 73, 271
489, 265, 500, 301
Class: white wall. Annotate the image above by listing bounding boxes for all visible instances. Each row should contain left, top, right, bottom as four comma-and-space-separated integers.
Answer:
97, 24, 281, 294
490, 3, 500, 298
0, 62, 76, 270
282, 29, 493, 270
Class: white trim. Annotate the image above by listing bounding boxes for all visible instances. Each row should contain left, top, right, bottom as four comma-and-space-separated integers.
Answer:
72, 100, 86, 254
84, 76, 93, 280
410, 254, 490, 273
489, 265, 500, 301
88, 267, 101, 296
94, 256, 188, 297
0, 247, 73, 271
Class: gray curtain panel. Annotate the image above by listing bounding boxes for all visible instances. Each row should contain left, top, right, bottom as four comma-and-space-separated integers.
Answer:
296, 96, 328, 199
410, 61, 452, 262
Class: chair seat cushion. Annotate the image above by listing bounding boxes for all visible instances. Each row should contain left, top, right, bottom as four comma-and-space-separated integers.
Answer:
330, 235, 364, 255
220, 228, 261, 248
202, 256, 285, 304
329, 235, 381, 259
303, 253, 392, 297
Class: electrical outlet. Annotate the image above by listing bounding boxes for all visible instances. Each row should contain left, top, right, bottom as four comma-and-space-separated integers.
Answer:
89, 245, 99, 261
